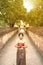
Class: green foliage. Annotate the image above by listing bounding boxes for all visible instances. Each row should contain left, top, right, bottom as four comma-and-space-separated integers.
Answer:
27, 3, 43, 26
0, 0, 43, 26
0, 0, 26, 27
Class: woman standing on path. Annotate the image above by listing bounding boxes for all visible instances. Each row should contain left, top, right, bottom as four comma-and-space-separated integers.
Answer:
15, 33, 27, 65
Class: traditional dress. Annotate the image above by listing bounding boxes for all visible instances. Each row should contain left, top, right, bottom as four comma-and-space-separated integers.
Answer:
16, 39, 26, 65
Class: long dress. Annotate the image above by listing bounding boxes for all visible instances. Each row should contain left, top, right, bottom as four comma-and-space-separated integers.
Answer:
16, 39, 26, 65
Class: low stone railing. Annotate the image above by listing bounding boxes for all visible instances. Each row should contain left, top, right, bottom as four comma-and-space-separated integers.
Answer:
0, 29, 18, 49
26, 30, 43, 56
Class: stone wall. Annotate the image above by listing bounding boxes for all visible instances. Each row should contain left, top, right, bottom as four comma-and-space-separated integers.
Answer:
0, 30, 18, 49
26, 31, 43, 56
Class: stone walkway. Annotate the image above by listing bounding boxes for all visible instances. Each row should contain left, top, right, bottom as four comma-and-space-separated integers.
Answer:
0, 32, 43, 65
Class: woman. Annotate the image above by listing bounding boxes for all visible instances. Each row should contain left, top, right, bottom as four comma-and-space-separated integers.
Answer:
15, 33, 27, 65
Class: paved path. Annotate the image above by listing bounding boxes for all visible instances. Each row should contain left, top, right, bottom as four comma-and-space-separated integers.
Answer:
0, 32, 43, 65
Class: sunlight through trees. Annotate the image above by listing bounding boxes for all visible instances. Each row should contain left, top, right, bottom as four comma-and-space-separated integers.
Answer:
0, 0, 43, 26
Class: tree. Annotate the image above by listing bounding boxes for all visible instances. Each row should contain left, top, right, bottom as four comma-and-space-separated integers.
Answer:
27, 1, 43, 26
0, 0, 27, 27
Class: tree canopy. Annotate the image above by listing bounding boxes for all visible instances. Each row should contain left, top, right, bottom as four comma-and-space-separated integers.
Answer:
0, 0, 26, 27
0, 0, 43, 26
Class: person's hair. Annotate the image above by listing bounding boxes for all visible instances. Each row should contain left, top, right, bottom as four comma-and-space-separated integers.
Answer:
18, 33, 24, 36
